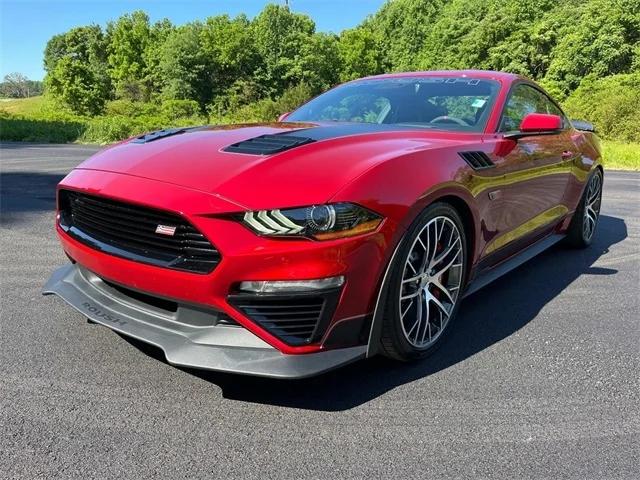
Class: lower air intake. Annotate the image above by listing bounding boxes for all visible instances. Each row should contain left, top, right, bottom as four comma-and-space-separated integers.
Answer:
228, 290, 340, 346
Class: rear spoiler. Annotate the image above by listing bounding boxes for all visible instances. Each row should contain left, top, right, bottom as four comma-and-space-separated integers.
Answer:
571, 119, 596, 133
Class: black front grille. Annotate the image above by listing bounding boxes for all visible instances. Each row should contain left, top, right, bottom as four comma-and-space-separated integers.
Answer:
58, 190, 220, 274
228, 290, 341, 346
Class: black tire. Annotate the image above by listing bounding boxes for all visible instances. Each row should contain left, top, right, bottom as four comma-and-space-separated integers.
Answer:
380, 202, 468, 361
566, 169, 603, 249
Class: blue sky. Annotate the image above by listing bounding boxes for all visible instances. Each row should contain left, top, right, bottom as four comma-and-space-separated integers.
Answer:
0, 0, 386, 80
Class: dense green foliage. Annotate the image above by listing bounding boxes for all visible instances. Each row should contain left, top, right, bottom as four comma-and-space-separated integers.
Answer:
1, 0, 638, 153
44, 26, 112, 115
38, 1, 638, 116
366, 0, 639, 100
564, 73, 640, 142
39, 5, 342, 115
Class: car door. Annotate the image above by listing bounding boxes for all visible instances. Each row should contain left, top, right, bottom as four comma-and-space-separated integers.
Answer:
482, 83, 577, 257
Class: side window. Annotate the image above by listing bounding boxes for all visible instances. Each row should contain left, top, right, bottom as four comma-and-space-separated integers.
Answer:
537, 94, 567, 127
500, 84, 566, 132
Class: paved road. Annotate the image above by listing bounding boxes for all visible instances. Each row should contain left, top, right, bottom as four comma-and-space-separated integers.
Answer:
1, 143, 639, 479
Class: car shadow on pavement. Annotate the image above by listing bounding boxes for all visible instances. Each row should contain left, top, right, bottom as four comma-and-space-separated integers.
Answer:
161, 214, 626, 411
1, 172, 65, 224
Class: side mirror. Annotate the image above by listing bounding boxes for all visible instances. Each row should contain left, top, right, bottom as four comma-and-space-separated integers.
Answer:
520, 113, 562, 132
277, 112, 291, 122
505, 113, 562, 140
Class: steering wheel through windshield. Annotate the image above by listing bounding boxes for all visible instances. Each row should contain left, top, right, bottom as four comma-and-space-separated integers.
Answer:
429, 115, 470, 126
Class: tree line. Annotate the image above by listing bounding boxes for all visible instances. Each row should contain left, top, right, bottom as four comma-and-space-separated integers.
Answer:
0, 73, 43, 98
37, 0, 640, 122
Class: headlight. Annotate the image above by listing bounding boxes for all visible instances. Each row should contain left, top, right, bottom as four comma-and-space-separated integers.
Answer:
240, 202, 383, 240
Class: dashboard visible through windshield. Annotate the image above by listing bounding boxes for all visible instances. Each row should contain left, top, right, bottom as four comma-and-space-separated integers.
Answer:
287, 77, 500, 132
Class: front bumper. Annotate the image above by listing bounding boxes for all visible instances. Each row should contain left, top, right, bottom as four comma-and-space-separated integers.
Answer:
54, 170, 396, 355
43, 264, 367, 379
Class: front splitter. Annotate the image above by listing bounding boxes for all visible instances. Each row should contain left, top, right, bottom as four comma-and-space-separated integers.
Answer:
43, 264, 366, 379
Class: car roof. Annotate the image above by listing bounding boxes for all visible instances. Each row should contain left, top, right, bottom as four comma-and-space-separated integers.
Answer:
357, 70, 524, 84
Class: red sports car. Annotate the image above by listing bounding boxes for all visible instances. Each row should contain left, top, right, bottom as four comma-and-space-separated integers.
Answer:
44, 70, 603, 378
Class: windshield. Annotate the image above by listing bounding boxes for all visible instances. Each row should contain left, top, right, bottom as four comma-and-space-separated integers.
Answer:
287, 77, 500, 132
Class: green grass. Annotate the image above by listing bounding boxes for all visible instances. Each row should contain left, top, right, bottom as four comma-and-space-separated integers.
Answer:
0, 96, 206, 144
0, 96, 89, 143
0, 96, 47, 116
602, 140, 640, 171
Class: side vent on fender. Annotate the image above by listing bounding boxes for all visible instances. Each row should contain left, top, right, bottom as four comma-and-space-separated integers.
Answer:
223, 134, 315, 155
458, 151, 495, 170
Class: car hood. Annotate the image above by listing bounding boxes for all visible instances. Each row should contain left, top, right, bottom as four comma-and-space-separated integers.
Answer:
77, 122, 472, 210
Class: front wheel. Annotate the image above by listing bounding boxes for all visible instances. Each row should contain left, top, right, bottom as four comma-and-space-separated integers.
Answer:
380, 203, 467, 361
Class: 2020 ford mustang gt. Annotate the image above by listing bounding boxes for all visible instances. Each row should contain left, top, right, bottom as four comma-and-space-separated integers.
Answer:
44, 70, 603, 378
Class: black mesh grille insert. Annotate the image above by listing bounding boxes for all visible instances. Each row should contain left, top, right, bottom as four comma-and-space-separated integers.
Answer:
459, 151, 495, 170
223, 134, 314, 155
58, 190, 220, 274
228, 290, 341, 346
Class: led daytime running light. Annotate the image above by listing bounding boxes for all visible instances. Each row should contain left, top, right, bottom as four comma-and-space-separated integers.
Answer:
239, 276, 345, 293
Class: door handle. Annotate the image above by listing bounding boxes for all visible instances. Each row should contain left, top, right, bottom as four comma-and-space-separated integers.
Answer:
561, 150, 574, 159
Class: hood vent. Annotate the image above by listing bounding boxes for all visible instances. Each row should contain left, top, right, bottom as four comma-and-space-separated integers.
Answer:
459, 151, 495, 170
223, 134, 314, 155
132, 127, 196, 144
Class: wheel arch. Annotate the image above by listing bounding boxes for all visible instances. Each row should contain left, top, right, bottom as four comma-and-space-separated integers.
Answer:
366, 189, 479, 357
433, 194, 476, 279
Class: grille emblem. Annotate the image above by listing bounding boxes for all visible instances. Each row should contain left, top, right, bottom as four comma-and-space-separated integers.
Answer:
155, 224, 177, 236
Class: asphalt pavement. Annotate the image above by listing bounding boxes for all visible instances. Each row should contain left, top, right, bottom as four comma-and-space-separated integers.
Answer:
1, 142, 639, 479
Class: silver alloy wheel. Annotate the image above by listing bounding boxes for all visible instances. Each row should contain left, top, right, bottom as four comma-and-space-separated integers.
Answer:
583, 172, 602, 241
399, 216, 464, 349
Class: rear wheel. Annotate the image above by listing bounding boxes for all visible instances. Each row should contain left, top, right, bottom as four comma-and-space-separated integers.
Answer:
566, 169, 603, 248
380, 203, 467, 361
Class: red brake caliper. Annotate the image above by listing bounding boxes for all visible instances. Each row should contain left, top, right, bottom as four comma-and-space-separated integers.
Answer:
432, 240, 443, 299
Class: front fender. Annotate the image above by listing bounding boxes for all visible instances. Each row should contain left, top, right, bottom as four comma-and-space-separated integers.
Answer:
330, 148, 481, 262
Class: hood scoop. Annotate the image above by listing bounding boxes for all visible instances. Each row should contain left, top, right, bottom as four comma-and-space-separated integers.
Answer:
132, 127, 199, 144
223, 133, 315, 155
